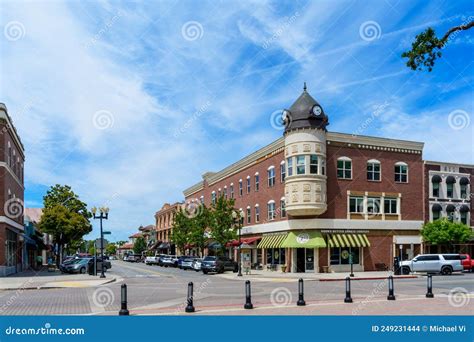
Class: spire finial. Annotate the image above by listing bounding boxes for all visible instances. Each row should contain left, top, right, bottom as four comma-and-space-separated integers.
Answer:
303, 82, 307, 91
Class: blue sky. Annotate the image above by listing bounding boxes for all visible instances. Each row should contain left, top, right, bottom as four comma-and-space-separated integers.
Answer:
1, 0, 473, 241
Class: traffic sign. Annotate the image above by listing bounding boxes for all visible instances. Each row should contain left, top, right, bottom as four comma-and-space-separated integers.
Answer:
103, 231, 112, 235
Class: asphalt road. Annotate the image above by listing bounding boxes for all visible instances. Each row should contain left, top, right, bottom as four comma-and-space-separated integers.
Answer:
0, 260, 472, 315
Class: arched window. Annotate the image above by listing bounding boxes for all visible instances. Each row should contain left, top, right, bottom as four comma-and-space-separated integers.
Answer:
431, 203, 442, 221
211, 191, 216, 205
460, 177, 469, 199
246, 206, 251, 224
280, 161, 286, 182
367, 159, 381, 181
337, 157, 352, 179
431, 175, 441, 197
255, 172, 260, 192
280, 197, 286, 217
246, 176, 251, 193
446, 204, 455, 222
239, 179, 243, 196
394, 162, 408, 183
255, 204, 260, 223
268, 166, 275, 187
446, 176, 456, 198
267, 200, 276, 220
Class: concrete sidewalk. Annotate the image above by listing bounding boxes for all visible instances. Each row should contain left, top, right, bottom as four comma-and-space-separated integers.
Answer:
216, 270, 418, 282
0, 269, 116, 290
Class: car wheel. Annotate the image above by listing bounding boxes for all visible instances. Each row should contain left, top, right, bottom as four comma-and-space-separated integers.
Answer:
401, 266, 410, 275
80, 267, 86, 274
203, 270, 208, 274
441, 266, 452, 275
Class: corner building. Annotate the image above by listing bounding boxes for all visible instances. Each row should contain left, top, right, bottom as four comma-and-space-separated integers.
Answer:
184, 86, 425, 273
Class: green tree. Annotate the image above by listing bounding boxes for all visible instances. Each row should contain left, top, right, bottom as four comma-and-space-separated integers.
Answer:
88, 245, 96, 256
171, 210, 192, 254
402, 21, 474, 71
106, 244, 117, 255
421, 218, 473, 252
189, 205, 210, 257
208, 196, 237, 255
133, 237, 146, 254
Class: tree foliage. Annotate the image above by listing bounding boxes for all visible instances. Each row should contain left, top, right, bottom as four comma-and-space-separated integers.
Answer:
189, 205, 210, 257
208, 196, 237, 255
402, 21, 474, 71
133, 237, 147, 254
171, 210, 192, 254
421, 218, 472, 248
106, 244, 117, 255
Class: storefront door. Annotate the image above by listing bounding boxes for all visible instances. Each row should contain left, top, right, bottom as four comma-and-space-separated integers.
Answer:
305, 249, 314, 271
296, 248, 305, 272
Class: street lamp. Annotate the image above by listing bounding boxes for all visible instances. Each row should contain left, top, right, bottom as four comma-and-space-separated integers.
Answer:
232, 209, 244, 277
92, 206, 109, 278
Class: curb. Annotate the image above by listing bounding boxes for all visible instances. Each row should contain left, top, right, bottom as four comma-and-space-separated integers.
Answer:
0, 277, 117, 291
217, 275, 419, 282
318, 275, 419, 282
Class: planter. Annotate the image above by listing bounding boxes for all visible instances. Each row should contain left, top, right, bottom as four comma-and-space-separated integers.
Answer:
281, 265, 287, 273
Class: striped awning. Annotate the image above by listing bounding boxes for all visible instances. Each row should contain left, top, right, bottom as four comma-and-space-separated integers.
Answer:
327, 234, 371, 248
257, 233, 288, 249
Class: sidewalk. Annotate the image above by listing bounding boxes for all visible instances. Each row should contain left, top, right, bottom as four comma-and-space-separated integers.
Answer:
0, 269, 116, 290
216, 270, 418, 282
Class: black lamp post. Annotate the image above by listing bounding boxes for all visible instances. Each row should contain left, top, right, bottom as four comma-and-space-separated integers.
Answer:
232, 210, 244, 277
92, 206, 109, 278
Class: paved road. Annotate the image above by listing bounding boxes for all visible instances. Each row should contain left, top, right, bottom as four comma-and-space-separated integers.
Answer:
0, 260, 472, 315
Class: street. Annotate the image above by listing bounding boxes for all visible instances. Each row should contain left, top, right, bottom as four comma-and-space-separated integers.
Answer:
0, 260, 472, 315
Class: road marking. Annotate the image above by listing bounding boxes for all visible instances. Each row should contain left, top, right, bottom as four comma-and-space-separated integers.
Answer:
115, 262, 175, 278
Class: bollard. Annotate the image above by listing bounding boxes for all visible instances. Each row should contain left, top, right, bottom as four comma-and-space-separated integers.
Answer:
297, 278, 306, 306
344, 277, 353, 303
244, 280, 253, 309
387, 275, 396, 300
185, 282, 195, 313
425, 274, 434, 298
119, 284, 130, 316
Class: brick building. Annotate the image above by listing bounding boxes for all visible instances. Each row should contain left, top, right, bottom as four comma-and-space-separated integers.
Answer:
0, 103, 25, 276
183, 86, 428, 273
154, 202, 183, 255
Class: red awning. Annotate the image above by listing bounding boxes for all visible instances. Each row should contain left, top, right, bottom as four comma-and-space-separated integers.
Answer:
226, 237, 261, 247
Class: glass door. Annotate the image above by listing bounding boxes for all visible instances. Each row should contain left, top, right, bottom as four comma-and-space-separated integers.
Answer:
305, 249, 314, 271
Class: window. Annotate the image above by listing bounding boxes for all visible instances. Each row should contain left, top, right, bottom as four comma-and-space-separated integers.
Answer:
432, 181, 440, 197
321, 160, 326, 175
230, 184, 234, 199
255, 173, 259, 192
266, 248, 286, 265
349, 196, 364, 213
239, 180, 243, 196
337, 157, 352, 179
246, 207, 251, 224
367, 197, 380, 214
200, 196, 204, 204
394, 162, 408, 183
384, 198, 397, 214
223, 187, 227, 199
432, 205, 441, 221
367, 160, 381, 181
211, 191, 216, 205
217, 188, 221, 198
280, 198, 286, 217
295, 155, 305, 174
268, 167, 275, 187
460, 211, 467, 225
255, 205, 260, 223
460, 184, 467, 199
447, 207, 455, 222
310, 155, 318, 174
280, 162, 286, 182
287, 157, 293, 176
447, 183, 453, 198
246, 177, 251, 194
330, 247, 360, 265
267, 201, 276, 220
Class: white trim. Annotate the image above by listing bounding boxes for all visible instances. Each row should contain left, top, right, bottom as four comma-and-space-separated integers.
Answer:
247, 205, 251, 209
367, 159, 380, 164
267, 199, 275, 204
280, 196, 285, 201
239, 179, 242, 182
246, 175, 250, 179
211, 190, 216, 194
0, 216, 24, 231
267, 165, 275, 170
254, 172, 259, 176
280, 160, 285, 165
230, 182, 234, 186
0, 162, 25, 189
393, 235, 422, 244
337, 156, 352, 161
395, 161, 408, 166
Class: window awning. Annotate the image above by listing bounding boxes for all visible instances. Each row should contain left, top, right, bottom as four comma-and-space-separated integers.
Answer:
460, 177, 470, 185
446, 176, 456, 184
459, 205, 470, 213
431, 175, 442, 183
257, 233, 287, 249
328, 234, 371, 248
281, 231, 326, 248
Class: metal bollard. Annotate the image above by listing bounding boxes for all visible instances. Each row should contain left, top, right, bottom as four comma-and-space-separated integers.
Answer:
425, 274, 434, 298
244, 280, 253, 309
344, 277, 353, 303
185, 282, 195, 313
387, 275, 396, 300
297, 278, 306, 306
119, 284, 130, 316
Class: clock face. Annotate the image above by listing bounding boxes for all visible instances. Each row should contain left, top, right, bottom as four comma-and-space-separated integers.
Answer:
312, 105, 322, 116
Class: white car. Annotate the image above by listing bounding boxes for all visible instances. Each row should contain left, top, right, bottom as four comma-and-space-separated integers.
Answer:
400, 254, 463, 275
145, 256, 159, 265
192, 258, 202, 272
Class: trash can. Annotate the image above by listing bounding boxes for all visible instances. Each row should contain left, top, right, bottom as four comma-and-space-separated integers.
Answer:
88, 260, 96, 275
393, 256, 401, 275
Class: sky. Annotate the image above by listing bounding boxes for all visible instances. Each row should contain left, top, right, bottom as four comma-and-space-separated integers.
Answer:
1, 0, 473, 241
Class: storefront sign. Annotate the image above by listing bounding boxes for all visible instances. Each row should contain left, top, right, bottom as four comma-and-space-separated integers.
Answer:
321, 229, 370, 234
296, 233, 310, 244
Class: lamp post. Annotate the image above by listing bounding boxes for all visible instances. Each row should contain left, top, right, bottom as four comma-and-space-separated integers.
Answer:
92, 206, 109, 278
232, 209, 244, 277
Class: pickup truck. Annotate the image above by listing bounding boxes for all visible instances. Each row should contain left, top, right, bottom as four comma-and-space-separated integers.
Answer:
460, 254, 474, 272
400, 254, 463, 275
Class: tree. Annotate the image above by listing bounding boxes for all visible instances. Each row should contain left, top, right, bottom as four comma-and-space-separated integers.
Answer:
133, 237, 146, 255
421, 218, 473, 252
106, 244, 117, 255
402, 20, 474, 71
171, 210, 192, 255
189, 205, 210, 257
208, 196, 237, 255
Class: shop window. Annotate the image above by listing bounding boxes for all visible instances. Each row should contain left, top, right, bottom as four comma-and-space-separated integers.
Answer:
384, 198, 397, 214
310, 155, 318, 174
367, 198, 380, 214
367, 160, 381, 181
268, 167, 275, 187
330, 247, 360, 265
287, 157, 293, 176
349, 196, 364, 213
337, 157, 352, 179
394, 162, 408, 183
296, 155, 306, 175
266, 248, 286, 265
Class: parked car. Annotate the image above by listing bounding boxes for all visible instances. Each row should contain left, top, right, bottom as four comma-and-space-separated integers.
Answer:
145, 255, 160, 265
161, 255, 176, 267
124, 254, 142, 262
460, 254, 473, 272
192, 258, 202, 272
180, 257, 195, 270
177, 256, 189, 268
400, 254, 463, 275
201, 256, 238, 274
91, 257, 112, 270
61, 258, 91, 274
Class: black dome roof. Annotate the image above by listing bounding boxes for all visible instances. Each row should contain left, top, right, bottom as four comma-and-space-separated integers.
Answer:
284, 83, 329, 134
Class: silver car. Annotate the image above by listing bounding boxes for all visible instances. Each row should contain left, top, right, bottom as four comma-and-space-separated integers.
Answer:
400, 254, 463, 275
192, 258, 202, 272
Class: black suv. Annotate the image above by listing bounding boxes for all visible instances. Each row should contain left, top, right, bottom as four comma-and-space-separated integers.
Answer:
201, 256, 238, 274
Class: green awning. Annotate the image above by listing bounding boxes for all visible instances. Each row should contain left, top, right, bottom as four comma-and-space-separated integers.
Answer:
327, 234, 371, 248
281, 231, 326, 248
257, 233, 287, 249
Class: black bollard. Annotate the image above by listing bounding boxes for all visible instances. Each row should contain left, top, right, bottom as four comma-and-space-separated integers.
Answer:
344, 277, 353, 303
185, 282, 195, 313
119, 284, 130, 316
387, 275, 396, 300
244, 280, 253, 309
297, 278, 306, 306
425, 274, 434, 298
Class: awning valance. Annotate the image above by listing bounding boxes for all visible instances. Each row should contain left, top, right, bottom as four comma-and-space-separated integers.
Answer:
281, 231, 326, 248
459, 205, 470, 213
446, 176, 456, 184
460, 177, 470, 185
431, 175, 442, 183
328, 234, 371, 248
257, 233, 287, 249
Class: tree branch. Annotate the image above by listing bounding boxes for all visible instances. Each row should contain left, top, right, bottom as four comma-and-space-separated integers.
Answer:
440, 21, 474, 45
